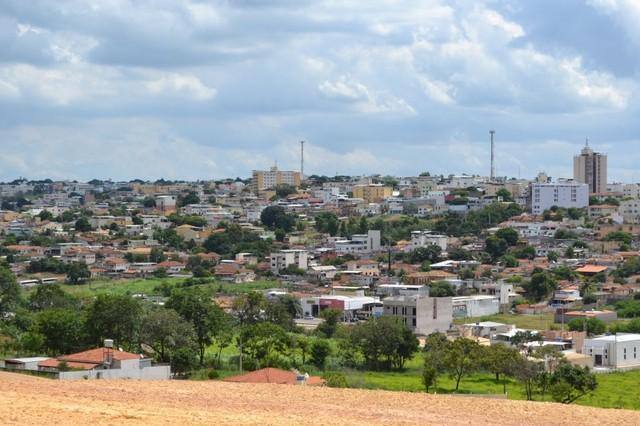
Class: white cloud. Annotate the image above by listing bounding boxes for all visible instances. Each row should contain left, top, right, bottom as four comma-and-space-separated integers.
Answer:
318, 75, 415, 114
145, 74, 217, 101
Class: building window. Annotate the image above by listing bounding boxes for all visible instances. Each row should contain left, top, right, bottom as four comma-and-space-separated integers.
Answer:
412, 318, 416, 327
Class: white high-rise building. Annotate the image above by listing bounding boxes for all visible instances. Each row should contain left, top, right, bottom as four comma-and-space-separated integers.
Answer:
573, 142, 607, 194
530, 181, 589, 215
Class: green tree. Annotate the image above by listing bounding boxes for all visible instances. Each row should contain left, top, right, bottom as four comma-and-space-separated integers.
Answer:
317, 308, 341, 338
485, 235, 508, 260
409, 245, 442, 264
443, 338, 481, 391
74, 217, 92, 232
550, 363, 597, 404
28, 284, 79, 311
66, 262, 90, 284
38, 210, 54, 221
512, 356, 542, 400
149, 247, 166, 263
274, 184, 297, 198
260, 206, 296, 232
495, 228, 519, 245
139, 308, 197, 363
0, 264, 20, 317
314, 212, 340, 236
85, 294, 142, 350
429, 281, 455, 297
34, 308, 85, 356
567, 318, 606, 336
310, 339, 332, 368
526, 272, 557, 302
350, 316, 418, 371
481, 344, 521, 393
495, 188, 513, 202
142, 197, 156, 208
241, 322, 291, 368
166, 289, 217, 366
178, 191, 200, 207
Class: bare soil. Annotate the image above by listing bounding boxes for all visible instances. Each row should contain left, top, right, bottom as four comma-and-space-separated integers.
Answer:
1, 372, 638, 425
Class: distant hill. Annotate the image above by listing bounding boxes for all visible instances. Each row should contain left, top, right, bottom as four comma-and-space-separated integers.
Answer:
0, 372, 638, 425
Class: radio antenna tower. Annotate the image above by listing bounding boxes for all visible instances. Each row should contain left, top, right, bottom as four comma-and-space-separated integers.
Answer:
300, 140, 305, 178
489, 130, 496, 181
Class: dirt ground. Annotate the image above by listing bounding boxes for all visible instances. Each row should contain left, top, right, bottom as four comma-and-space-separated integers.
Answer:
1, 372, 639, 425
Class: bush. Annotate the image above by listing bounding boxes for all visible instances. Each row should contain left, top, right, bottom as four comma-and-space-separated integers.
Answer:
323, 372, 349, 388
207, 369, 220, 380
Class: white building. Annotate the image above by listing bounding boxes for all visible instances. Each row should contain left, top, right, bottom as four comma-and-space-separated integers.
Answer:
335, 230, 381, 254
530, 181, 589, 215
270, 249, 308, 274
383, 294, 453, 335
583, 334, 640, 370
410, 230, 448, 251
619, 199, 640, 224
451, 295, 500, 318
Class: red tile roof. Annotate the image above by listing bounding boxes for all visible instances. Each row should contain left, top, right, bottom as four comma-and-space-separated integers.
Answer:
223, 368, 325, 386
38, 347, 141, 370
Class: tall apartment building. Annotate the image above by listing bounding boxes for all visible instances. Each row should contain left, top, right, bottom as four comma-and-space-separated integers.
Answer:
352, 184, 393, 203
252, 166, 301, 192
573, 143, 607, 194
530, 181, 589, 215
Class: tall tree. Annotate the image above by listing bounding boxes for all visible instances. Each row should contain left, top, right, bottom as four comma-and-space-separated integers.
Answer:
166, 289, 216, 366
443, 338, 481, 391
139, 308, 197, 363
85, 294, 142, 350
0, 264, 20, 317
34, 309, 85, 356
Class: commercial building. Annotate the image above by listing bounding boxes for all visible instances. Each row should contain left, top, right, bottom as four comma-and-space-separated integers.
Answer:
352, 184, 393, 203
530, 181, 589, 215
252, 166, 301, 192
382, 293, 452, 335
573, 143, 607, 194
583, 334, 640, 370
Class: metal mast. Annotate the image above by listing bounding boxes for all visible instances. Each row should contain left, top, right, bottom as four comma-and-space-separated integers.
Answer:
300, 140, 305, 178
489, 130, 496, 181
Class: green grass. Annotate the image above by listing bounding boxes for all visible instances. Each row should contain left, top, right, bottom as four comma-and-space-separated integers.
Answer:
50, 277, 279, 300
455, 313, 556, 330
578, 370, 640, 410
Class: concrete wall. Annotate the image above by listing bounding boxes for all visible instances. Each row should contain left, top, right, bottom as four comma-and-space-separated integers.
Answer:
59, 365, 170, 381
416, 296, 452, 335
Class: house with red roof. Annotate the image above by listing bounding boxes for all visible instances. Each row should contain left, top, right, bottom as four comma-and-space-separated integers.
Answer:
224, 368, 325, 386
37, 344, 170, 380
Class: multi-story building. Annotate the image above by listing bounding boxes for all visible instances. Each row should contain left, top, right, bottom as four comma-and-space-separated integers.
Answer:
383, 293, 452, 335
619, 199, 640, 224
270, 249, 308, 274
335, 230, 381, 254
530, 181, 589, 215
352, 184, 393, 203
573, 143, 607, 194
252, 166, 301, 192
410, 230, 448, 251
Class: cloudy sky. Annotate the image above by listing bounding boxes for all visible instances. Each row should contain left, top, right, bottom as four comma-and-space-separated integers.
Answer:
1, 0, 640, 182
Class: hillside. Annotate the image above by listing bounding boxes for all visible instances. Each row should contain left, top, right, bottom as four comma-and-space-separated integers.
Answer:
1, 372, 639, 425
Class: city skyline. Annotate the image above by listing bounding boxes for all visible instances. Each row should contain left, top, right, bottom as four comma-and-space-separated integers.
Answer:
1, 1, 640, 181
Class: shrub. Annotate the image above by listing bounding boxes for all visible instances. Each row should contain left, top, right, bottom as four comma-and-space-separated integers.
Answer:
323, 372, 349, 388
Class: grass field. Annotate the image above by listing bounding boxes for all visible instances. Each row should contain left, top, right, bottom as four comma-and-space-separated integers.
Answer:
454, 312, 556, 330
50, 277, 279, 300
